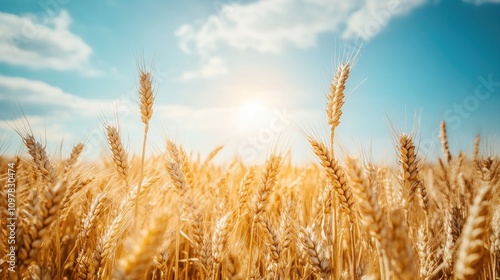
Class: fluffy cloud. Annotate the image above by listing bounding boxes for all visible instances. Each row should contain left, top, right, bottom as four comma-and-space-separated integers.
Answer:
342, 0, 427, 40
0, 115, 69, 143
175, 0, 435, 57
175, 0, 431, 80
176, 0, 357, 55
0, 75, 111, 118
0, 75, 134, 156
0, 10, 97, 74
177, 0, 499, 57
180, 57, 228, 81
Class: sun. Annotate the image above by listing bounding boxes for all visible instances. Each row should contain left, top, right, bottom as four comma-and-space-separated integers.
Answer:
237, 101, 268, 132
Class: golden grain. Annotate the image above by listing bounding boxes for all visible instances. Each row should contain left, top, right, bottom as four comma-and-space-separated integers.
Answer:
3, 60, 499, 280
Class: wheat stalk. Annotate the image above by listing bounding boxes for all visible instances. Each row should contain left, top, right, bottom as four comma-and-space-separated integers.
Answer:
59, 177, 94, 223
308, 138, 355, 220
248, 155, 281, 278
23, 134, 56, 184
326, 62, 350, 151
387, 209, 416, 279
75, 194, 106, 251
417, 225, 435, 279
454, 185, 491, 280
203, 145, 224, 165
299, 226, 331, 280
136, 69, 156, 228
113, 215, 169, 280
64, 143, 84, 173
473, 134, 480, 162
346, 158, 388, 279
440, 121, 453, 164
251, 155, 282, 223
166, 140, 189, 193
258, 218, 281, 278
399, 133, 421, 210
105, 125, 129, 182
211, 212, 231, 278
238, 166, 256, 216
139, 70, 155, 125
19, 181, 68, 271
179, 146, 194, 188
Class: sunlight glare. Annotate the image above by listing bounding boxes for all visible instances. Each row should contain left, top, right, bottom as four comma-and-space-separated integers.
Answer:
237, 101, 268, 132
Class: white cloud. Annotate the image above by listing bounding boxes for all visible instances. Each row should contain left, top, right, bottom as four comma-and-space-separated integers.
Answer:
175, 0, 436, 56
0, 115, 70, 143
0, 75, 136, 157
176, 0, 358, 55
180, 57, 228, 81
177, 0, 500, 56
342, 0, 427, 40
0, 10, 98, 74
0, 75, 111, 117
175, 0, 431, 80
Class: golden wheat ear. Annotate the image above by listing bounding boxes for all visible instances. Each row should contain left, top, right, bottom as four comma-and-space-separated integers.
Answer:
139, 70, 155, 126
398, 133, 421, 211
136, 67, 156, 227
105, 125, 129, 182
64, 142, 84, 173
298, 226, 332, 279
454, 185, 491, 280
387, 209, 416, 279
252, 155, 282, 222
211, 212, 232, 279
237, 166, 257, 216
18, 181, 68, 272
308, 138, 355, 220
113, 215, 170, 280
247, 155, 282, 278
23, 134, 57, 184
439, 121, 452, 164
326, 62, 350, 150
473, 134, 480, 162
346, 158, 388, 277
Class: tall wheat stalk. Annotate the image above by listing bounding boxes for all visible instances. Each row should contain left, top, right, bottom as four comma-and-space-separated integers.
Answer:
105, 125, 129, 183
454, 185, 491, 279
326, 62, 350, 153
135, 68, 155, 228
247, 155, 281, 279
440, 121, 452, 164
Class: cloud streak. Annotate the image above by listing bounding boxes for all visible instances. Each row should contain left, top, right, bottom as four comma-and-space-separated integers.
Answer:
174, 0, 430, 80
176, 0, 356, 55
175, 0, 433, 55
342, 0, 426, 40
0, 10, 98, 74
0, 75, 111, 119
179, 57, 228, 81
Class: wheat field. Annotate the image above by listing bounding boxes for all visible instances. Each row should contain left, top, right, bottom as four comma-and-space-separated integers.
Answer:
0, 62, 499, 280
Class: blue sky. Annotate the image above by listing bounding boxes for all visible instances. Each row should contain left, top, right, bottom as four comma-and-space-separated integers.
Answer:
0, 0, 499, 164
